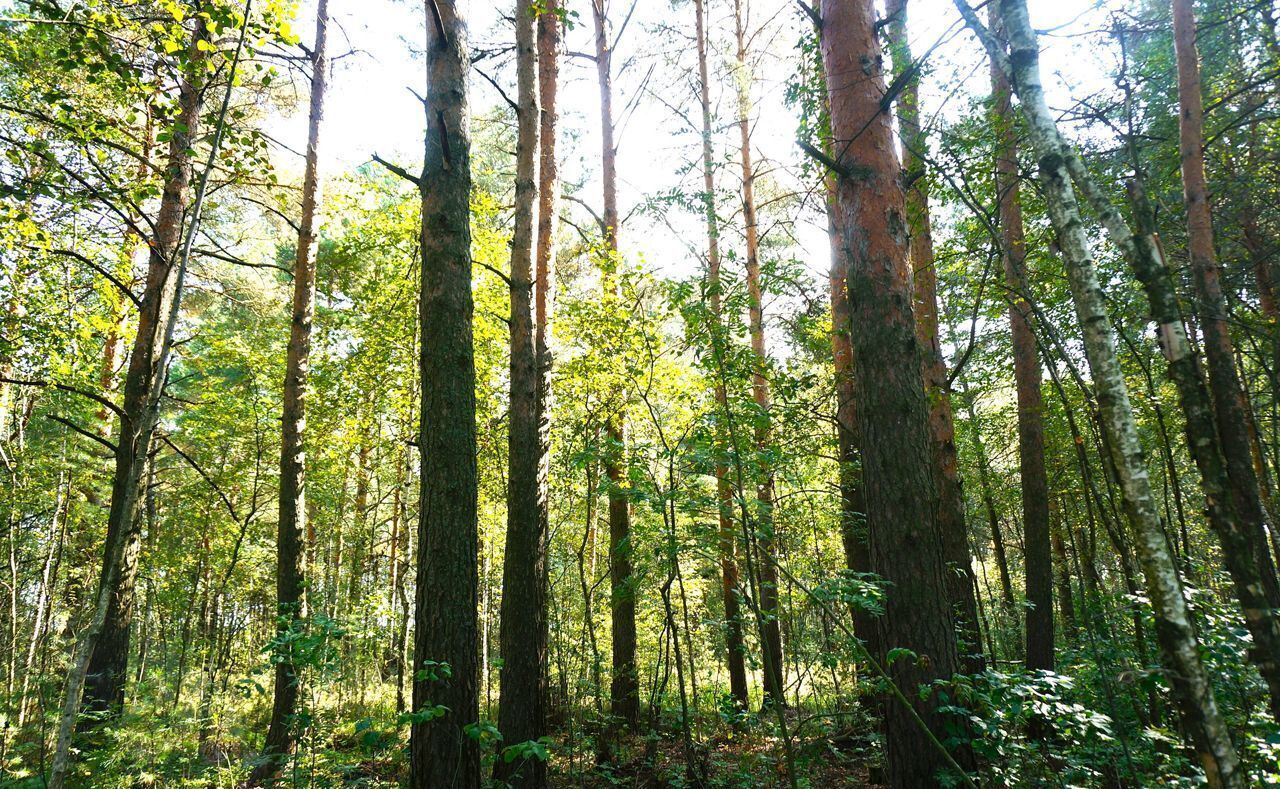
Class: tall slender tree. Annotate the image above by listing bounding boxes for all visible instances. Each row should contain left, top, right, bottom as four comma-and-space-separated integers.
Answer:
732, 0, 785, 709
1172, 0, 1280, 704
988, 4, 1052, 674
410, 0, 480, 784
496, 0, 549, 784
695, 0, 750, 709
591, 0, 639, 731
253, 0, 329, 780
77, 17, 211, 727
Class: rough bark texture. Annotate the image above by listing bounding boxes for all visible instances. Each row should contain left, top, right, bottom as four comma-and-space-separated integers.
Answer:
695, 0, 749, 709
989, 6, 1052, 673
80, 19, 210, 725
885, 0, 983, 673
733, 0, 785, 708
1126, 177, 1280, 722
820, 0, 967, 783
410, 0, 480, 785
1172, 0, 1280, 718
956, 0, 1243, 783
826, 176, 876, 652
495, 1, 548, 784
255, 1, 328, 780
591, 0, 638, 730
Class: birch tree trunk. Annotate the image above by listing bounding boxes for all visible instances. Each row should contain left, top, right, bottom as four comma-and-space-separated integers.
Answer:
955, 0, 1243, 783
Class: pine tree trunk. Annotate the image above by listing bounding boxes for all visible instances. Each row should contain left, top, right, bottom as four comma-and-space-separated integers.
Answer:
1172, 0, 1280, 714
695, 0, 749, 710
825, 177, 876, 651
410, 0, 480, 785
956, 0, 1243, 782
886, 0, 983, 672
254, 0, 328, 780
988, 8, 1053, 672
591, 0, 639, 731
496, 1, 548, 783
532, 0, 558, 722
960, 380, 1016, 611
820, 0, 969, 782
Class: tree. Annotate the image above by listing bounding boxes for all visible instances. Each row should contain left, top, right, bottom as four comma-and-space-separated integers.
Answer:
410, 0, 481, 784
884, 0, 983, 672
694, 0, 750, 710
955, 0, 1244, 783
732, 0, 785, 709
591, 0, 639, 731
987, 2, 1053, 675
819, 0, 969, 783
1172, 0, 1280, 716
495, 0, 550, 784
254, 0, 329, 780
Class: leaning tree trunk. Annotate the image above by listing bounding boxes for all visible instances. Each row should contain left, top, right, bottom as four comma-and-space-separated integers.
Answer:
495, 0, 548, 784
53, 8, 250, 784
410, 0, 480, 786
591, 0, 639, 731
885, 0, 983, 673
695, 0, 749, 710
253, 0, 329, 782
78, 16, 211, 727
732, 0, 786, 709
955, 0, 1243, 783
988, 4, 1053, 674
1172, 0, 1280, 714
819, 0, 969, 784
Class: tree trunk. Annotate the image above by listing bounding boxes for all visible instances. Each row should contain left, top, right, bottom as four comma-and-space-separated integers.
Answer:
410, 1, 480, 786
1172, 0, 1280, 710
733, 0, 785, 709
988, 7, 1053, 673
956, 0, 1243, 782
695, 0, 749, 710
960, 379, 1016, 611
254, 0, 328, 781
825, 177, 875, 651
819, 0, 969, 783
79, 17, 212, 727
886, 0, 983, 673
53, 9, 244, 782
591, 0, 639, 731
496, 1, 548, 784
532, 0, 558, 724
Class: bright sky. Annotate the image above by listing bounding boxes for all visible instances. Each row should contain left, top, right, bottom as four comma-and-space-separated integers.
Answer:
266, 0, 1111, 283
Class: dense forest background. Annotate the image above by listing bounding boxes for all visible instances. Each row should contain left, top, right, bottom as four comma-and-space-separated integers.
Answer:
3, 0, 1280, 786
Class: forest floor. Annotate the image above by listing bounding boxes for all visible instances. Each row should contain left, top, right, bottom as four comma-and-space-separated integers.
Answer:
291, 707, 883, 788
553, 726, 879, 788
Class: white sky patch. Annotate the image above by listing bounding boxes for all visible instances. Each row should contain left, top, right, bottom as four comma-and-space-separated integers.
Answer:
265, 0, 1112, 289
